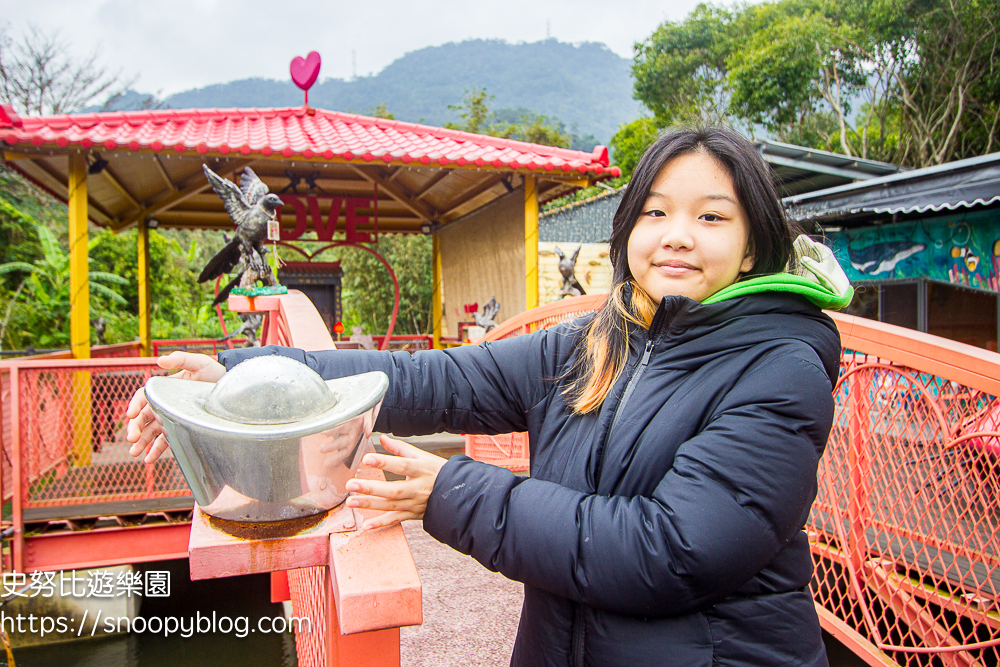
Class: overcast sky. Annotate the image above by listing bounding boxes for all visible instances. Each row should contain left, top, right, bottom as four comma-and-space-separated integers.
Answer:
1, 1, 713, 96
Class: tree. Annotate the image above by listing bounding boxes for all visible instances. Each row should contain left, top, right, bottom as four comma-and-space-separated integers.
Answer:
446, 88, 493, 134
609, 117, 660, 179
0, 223, 127, 349
0, 24, 131, 115
631, 0, 1000, 167
632, 5, 737, 129
446, 89, 571, 146
338, 234, 433, 336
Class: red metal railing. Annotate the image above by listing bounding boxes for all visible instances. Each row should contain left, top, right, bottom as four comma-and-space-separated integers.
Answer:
472, 295, 1000, 665
370, 334, 433, 352
0, 356, 193, 571
813, 313, 1000, 666
151, 338, 246, 356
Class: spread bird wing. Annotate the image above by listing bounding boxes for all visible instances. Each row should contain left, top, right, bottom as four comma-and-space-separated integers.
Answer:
203, 164, 250, 226
239, 167, 269, 206
570, 245, 582, 264
212, 271, 244, 306
198, 238, 241, 283
482, 297, 501, 321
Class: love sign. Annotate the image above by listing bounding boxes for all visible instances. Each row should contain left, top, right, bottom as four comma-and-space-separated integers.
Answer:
290, 52, 321, 91
277, 194, 377, 243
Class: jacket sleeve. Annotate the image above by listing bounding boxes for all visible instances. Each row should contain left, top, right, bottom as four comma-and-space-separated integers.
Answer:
423, 348, 834, 618
217, 330, 562, 436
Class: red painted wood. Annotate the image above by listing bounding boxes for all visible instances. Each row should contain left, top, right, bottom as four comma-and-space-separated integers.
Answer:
271, 570, 291, 603
188, 504, 355, 581
23, 522, 190, 573
329, 466, 422, 635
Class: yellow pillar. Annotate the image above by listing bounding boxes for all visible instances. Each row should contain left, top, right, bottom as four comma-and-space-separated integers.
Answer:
524, 175, 539, 310
138, 220, 152, 356
68, 153, 92, 465
432, 234, 443, 349
68, 153, 90, 359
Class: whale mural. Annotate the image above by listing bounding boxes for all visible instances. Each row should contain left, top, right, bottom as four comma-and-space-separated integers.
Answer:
824, 210, 1000, 293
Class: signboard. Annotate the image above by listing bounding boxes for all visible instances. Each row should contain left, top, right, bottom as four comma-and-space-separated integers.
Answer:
276, 194, 376, 243
825, 209, 1000, 293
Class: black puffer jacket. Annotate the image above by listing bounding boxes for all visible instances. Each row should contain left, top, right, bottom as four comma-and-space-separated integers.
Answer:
220, 292, 840, 667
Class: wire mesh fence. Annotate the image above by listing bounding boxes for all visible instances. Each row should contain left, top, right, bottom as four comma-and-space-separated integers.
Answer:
809, 351, 1000, 665
464, 433, 530, 472
288, 566, 326, 667
1, 360, 192, 510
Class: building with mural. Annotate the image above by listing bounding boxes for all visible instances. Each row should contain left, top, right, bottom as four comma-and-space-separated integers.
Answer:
784, 153, 1000, 351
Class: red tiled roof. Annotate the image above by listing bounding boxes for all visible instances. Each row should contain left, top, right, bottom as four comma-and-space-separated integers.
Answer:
0, 105, 619, 176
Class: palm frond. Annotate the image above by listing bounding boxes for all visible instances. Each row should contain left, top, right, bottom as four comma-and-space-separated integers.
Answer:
0, 262, 37, 275
90, 283, 128, 306
88, 271, 129, 285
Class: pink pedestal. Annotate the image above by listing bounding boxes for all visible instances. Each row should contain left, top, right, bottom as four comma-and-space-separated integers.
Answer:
187, 464, 422, 667
188, 502, 356, 580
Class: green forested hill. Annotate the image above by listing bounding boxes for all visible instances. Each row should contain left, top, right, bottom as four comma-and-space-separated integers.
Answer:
158, 39, 638, 143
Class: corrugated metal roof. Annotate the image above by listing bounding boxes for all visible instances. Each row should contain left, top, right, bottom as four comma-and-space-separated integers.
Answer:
0, 105, 618, 177
783, 152, 1000, 223
539, 187, 622, 243
757, 140, 905, 196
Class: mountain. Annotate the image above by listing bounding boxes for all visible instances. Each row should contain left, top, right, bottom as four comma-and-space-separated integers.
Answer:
123, 39, 640, 144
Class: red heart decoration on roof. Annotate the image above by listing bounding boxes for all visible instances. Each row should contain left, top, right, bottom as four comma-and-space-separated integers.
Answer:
290, 51, 321, 91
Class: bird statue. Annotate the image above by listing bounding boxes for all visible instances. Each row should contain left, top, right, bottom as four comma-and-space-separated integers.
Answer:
220, 313, 264, 347
473, 297, 501, 332
197, 165, 284, 301
554, 245, 586, 298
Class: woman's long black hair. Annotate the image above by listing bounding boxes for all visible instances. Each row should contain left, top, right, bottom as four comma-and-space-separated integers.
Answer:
563, 127, 796, 414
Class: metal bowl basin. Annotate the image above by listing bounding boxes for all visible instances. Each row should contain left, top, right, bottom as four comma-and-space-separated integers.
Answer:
144, 357, 388, 523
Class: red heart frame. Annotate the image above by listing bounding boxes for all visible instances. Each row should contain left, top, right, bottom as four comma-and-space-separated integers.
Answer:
290, 51, 321, 91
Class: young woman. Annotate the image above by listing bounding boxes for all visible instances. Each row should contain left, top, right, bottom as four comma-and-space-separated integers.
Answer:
127, 128, 852, 667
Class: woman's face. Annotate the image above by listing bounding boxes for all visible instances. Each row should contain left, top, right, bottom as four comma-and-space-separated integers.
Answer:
627, 152, 754, 303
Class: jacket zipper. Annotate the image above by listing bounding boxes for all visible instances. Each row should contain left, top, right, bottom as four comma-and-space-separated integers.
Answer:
606, 339, 654, 438
592, 306, 666, 484
572, 604, 586, 667
573, 305, 666, 667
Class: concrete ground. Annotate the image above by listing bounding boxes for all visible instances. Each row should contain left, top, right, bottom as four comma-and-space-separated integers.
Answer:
400, 521, 523, 667
378, 434, 522, 666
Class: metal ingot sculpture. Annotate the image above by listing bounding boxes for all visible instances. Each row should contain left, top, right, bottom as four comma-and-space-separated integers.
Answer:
144, 355, 388, 524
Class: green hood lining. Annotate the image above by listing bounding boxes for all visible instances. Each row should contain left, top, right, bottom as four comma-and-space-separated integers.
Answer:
701, 273, 854, 310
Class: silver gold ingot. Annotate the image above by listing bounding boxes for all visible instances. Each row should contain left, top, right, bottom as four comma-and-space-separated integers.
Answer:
144, 355, 388, 523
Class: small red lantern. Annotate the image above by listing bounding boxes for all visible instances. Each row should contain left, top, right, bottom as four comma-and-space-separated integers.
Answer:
333, 321, 345, 335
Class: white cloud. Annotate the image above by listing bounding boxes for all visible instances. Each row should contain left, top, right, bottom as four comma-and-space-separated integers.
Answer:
0, 0, 712, 95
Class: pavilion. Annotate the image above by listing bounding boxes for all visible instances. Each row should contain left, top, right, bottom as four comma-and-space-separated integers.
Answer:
0, 103, 617, 354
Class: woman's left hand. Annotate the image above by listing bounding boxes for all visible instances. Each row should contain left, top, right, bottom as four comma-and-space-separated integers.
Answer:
345, 434, 447, 531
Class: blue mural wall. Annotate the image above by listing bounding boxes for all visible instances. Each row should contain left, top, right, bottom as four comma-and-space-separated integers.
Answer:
824, 209, 1000, 293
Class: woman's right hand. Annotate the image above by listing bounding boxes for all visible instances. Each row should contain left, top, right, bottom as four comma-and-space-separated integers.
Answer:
125, 351, 226, 463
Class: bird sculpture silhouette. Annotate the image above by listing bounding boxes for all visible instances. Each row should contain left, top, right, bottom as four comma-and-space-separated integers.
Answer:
554, 245, 586, 298
198, 165, 284, 304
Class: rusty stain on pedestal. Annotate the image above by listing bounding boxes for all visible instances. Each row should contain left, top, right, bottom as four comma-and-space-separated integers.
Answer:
187, 463, 422, 636
188, 501, 355, 580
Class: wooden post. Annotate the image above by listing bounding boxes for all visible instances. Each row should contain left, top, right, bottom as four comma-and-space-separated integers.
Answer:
524, 175, 539, 310
137, 220, 152, 356
68, 153, 92, 465
68, 153, 90, 360
432, 234, 442, 349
